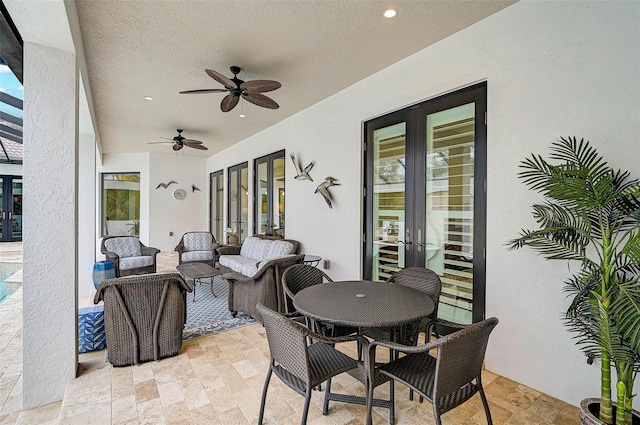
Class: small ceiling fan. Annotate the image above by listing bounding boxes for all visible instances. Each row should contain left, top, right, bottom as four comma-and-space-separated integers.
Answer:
148, 129, 208, 151
180, 66, 281, 112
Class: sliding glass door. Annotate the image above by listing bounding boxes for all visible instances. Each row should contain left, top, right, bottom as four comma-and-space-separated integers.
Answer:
254, 150, 285, 237
364, 83, 487, 324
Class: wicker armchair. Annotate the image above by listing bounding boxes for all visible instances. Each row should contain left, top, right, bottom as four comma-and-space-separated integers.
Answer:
256, 304, 364, 425
100, 236, 160, 277
93, 272, 192, 367
365, 317, 499, 425
174, 231, 219, 267
224, 254, 304, 323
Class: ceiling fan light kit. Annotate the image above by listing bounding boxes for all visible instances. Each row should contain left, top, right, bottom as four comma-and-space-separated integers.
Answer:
180, 66, 281, 112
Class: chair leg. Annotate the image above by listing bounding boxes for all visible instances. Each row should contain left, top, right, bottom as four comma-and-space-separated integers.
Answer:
390, 379, 395, 425
479, 385, 493, 425
258, 367, 273, 425
301, 386, 313, 425
433, 404, 443, 425
365, 377, 375, 425
322, 378, 332, 415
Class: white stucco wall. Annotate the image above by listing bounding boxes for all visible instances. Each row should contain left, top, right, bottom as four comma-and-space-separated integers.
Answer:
78, 133, 96, 297
206, 1, 640, 407
97, 152, 207, 256
148, 153, 207, 251
22, 42, 78, 408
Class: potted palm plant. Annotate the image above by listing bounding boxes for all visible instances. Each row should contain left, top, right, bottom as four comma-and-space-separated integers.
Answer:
509, 137, 640, 425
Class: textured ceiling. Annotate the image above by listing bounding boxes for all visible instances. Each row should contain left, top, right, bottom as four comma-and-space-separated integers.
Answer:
75, 0, 516, 158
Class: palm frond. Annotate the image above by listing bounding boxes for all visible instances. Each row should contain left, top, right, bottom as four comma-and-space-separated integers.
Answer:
611, 278, 640, 356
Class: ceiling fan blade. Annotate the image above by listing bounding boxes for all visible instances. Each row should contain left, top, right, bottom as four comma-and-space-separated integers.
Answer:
242, 92, 279, 109
185, 142, 208, 150
160, 136, 175, 141
206, 69, 237, 88
221, 95, 240, 112
240, 80, 282, 93
172, 143, 183, 151
183, 138, 202, 144
180, 88, 229, 94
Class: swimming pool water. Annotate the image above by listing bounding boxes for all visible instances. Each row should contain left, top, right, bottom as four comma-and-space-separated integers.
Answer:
0, 275, 14, 304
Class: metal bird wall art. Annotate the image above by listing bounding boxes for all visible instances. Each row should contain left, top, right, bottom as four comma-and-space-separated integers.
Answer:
315, 177, 340, 209
290, 152, 314, 182
156, 181, 177, 189
191, 184, 200, 193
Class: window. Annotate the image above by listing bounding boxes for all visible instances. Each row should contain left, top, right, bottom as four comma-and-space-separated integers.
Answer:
209, 169, 223, 241
101, 173, 140, 236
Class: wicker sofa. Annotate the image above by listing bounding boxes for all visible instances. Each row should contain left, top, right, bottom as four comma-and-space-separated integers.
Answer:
217, 235, 304, 323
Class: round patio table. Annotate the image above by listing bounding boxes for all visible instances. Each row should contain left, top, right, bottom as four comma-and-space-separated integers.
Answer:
293, 280, 434, 329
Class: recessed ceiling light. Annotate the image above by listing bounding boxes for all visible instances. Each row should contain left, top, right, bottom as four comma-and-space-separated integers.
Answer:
144, 96, 154, 101
239, 114, 246, 118
383, 9, 397, 18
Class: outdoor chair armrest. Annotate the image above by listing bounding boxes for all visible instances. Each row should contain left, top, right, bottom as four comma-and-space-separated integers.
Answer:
217, 245, 241, 255
309, 331, 368, 347
174, 240, 185, 252
425, 318, 467, 338
140, 245, 160, 256
221, 271, 251, 283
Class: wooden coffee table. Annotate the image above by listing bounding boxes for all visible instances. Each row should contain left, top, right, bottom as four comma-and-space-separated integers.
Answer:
176, 262, 221, 302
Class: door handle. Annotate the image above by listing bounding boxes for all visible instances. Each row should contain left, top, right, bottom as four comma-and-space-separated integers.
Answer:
1, 212, 5, 220
8, 212, 12, 220
416, 228, 424, 252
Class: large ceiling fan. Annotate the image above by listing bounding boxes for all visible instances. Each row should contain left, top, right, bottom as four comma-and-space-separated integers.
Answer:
148, 129, 208, 151
180, 66, 281, 112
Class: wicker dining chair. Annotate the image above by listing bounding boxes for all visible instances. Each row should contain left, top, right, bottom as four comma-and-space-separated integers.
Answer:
256, 303, 365, 425
365, 317, 499, 425
282, 264, 357, 337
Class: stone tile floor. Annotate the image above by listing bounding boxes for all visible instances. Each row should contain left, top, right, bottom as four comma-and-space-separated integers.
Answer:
0, 244, 581, 424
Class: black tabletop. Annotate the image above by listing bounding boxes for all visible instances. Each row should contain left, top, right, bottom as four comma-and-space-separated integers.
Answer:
293, 280, 434, 328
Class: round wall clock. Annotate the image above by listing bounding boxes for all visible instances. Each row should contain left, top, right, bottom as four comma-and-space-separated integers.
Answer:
173, 188, 187, 200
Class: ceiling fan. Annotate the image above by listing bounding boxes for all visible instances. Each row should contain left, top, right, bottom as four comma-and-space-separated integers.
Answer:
148, 129, 208, 151
180, 66, 281, 112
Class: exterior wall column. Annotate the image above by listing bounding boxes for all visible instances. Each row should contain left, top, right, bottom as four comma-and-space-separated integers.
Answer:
78, 132, 96, 297
22, 42, 78, 408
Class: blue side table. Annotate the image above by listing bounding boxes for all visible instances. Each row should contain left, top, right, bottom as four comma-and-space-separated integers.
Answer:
93, 261, 115, 289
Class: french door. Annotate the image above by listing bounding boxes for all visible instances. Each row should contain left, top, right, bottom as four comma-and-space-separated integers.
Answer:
364, 83, 486, 324
209, 169, 223, 242
0, 175, 22, 242
254, 150, 285, 237
227, 162, 248, 244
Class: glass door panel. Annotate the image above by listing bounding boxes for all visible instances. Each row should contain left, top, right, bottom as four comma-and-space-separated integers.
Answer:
228, 162, 249, 244
253, 150, 285, 237
209, 170, 223, 241
0, 177, 3, 239
11, 178, 21, 239
364, 83, 486, 324
272, 156, 285, 237
256, 160, 268, 234
372, 122, 406, 281
0, 175, 22, 242
425, 103, 475, 324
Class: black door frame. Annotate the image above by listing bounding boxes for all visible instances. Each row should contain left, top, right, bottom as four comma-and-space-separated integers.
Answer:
253, 150, 285, 236
227, 162, 248, 243
0, 175, 22, 242
363, 82, 487, 323
209, 169, 223, 241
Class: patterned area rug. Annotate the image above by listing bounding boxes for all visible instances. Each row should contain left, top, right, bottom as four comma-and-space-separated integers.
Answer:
183, 274, 255, 341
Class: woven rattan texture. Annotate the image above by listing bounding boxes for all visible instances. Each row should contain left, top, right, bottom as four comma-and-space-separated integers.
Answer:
175, 231, 218, 267
94, 272, 190, 367
377, 317, 498, 420
293, 280, 434, 328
